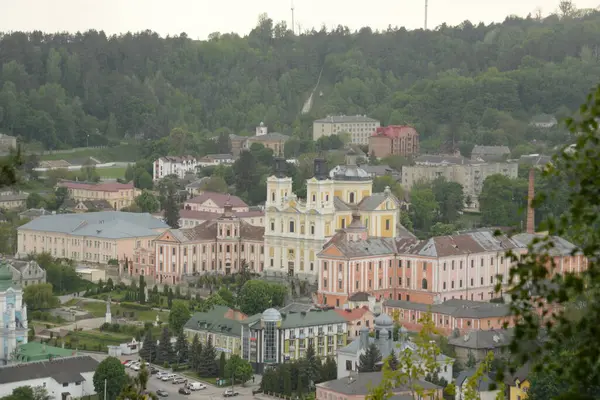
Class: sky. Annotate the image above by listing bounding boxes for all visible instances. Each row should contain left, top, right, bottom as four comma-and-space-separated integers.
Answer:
1, 0, 599, 39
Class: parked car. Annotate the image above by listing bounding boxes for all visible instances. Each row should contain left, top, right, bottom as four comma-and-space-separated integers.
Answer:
156, 389, 169, 397
156, 372, 167, 379
223, 389, 239, 397
122, 359, 131, 365
131, 364, 140, 371
188, 382, 206, 391
124, 361, 133, 367
162, 374, 176, 382
178, 388, 191, 395
150, 367, 159, 374
172, 377, 186, 385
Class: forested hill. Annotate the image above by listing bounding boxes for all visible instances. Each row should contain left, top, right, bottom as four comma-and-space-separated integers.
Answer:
1, 9, 600, 152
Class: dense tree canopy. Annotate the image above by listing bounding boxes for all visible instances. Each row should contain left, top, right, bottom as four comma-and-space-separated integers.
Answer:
1, 9, 599, 150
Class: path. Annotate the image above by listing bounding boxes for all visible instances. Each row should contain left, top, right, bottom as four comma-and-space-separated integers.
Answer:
301, 66, 324, 115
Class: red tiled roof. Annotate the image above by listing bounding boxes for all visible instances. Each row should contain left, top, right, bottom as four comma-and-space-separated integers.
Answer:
333, 306, 371, 321
57, 180, 135, 192
372, 125, 418, 139
185, 192, 248, 208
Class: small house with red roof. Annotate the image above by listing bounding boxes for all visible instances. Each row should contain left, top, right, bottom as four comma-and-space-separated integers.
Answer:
333, 306, 375, 341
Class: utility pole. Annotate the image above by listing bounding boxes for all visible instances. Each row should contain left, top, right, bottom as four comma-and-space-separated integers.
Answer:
424, 0, 428, 30
291, 0, 295, 35
104, 379, 107, 400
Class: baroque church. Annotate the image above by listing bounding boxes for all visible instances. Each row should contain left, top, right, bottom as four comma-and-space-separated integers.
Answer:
264, 155, 401, 281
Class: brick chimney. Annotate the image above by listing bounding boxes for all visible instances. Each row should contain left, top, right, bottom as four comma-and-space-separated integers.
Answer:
527, 168, 535, 234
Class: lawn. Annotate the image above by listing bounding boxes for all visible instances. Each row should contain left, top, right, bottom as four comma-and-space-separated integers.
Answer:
180, 371, 220, 386
80, 300, 170, 323
97, 166, 127, 179
37, 143, 140, 162
67, 329, 132, 351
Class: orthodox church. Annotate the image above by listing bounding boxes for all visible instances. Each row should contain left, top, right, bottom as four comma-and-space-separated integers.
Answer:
0, 264, 28, 365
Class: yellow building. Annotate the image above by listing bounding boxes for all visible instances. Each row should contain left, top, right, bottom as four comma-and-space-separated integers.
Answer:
57, 180, 140, 210
264, 158, 400, 280
506, 364, 531, 400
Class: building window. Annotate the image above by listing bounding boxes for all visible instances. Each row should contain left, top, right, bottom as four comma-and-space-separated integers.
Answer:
341, 219, 346, 229
289, 220, 295, 233
349, 192, 355, 203
310, 225, 315, 235
346, 360, 353, 371
422, 279, 427, 289
385, 219, 390, 230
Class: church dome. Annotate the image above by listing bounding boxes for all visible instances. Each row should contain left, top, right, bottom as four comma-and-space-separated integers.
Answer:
329, 165, 371, 181
374, 313, 393, 328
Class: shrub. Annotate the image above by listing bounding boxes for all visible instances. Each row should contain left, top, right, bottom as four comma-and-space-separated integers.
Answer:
120, 302, 151, 311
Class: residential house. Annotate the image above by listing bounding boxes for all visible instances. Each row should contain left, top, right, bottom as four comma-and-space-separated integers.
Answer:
316, 372, 442, 400
185, 177, 210, 197
0, 134, 17, 152
368, 125, 420, 158
0, 191, 28, 210
240, 308, 348, 373
360, 165, 401, 180
17, 211, 168, 265
384, 299, 513, 336
197, 154, 235, 167
313, 115, 381, 145
265, 158, 400, 281
334, 307, 375, 341
336, 313, 453, 381
152, 156, 198, 181
470, 145, 510, 162
0, 356, 99, 398
56, 180, 140, 210
135, 202, 264, 284
448, 328, 513, 364
401, 155, 519, 209
2, 259, 46, 287
505, 363, 531, 400
19, 209, 52, 220
455, 369, 501, 400
516, 154, 552, 168
183, 305, 247, 358
61, 199, 114, 213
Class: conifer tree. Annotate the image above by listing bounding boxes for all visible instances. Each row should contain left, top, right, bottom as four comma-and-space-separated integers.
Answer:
156, 327, 174, 365
359, 343, 382, 372
139, 329, 157, 364
174, 330, 189, 364
198, 336, 218, 377
190, 334, 201, 371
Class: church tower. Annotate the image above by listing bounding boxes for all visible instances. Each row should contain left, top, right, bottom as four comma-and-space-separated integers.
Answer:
266, 158, 293, 208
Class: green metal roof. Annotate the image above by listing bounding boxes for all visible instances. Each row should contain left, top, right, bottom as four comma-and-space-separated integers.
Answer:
17, 342, 78, 362
0, 263, 15, 291
244, 309, 347, 330
183, 305, 243, 338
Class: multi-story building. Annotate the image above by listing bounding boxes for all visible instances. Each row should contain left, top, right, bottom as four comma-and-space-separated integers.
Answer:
17, 211, 168, 265
0, 265, 28, 365
2, 259, 46, 287
401, 155, 519, 209
264, 158, 400, 281
240, 308, 348, 373
183, 305, 248, 358
152, 156, 198, 181
317, 227, 584, 308
56, 181, 140, 210
312, 115, 381, 145
336, 313, 453, 381
141, 202, 264, 284
368, 125, 420, 158
229, 124, 289, 157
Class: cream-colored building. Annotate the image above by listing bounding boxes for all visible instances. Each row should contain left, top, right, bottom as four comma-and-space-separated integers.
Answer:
312, 115, 380, 144
401, 155, 519, 209
57, 180, 140, 210
264, 158, 400, 281
17, 211, 168, 265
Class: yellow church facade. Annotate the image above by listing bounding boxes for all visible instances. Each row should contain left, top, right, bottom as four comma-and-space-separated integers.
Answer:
264, 158, 400, 281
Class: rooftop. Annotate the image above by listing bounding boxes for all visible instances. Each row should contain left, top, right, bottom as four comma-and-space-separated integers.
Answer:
314, 115, 379, 124
334, 306, 372, 322
456, 369, 498, 392
448, 328, 514, 350
371, 125, 418, 138
186, 192, 248, 208
16, 341, 78, 362
247, 132, 289, 141
471, 145, 511, 156
0, 355, 98, 385
19, 211, 168, 238
184, 305, 246, 337
0, 193, 28, 201
162, 217, 264, 243
57, 180, 135, 192
158, 155, 197, 163
317, 372, 438, 396
384, 298, 511, 319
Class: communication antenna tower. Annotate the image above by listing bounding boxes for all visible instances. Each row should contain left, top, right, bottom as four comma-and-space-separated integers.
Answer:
424, 0, 428, 30
291, 0, 296, 35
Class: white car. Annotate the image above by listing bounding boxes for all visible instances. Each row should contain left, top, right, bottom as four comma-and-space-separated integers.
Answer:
131, 364, 141, 371
124, 361, 133, 368
188, 382, 206, 391
156, 372, 167, 379
162, 374, 176, 382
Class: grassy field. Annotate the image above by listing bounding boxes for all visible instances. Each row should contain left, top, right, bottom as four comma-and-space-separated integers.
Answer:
67, 329, 132, 350
37, 143, 140, 162
97, 166, 127, 179
80, 300, 170, 322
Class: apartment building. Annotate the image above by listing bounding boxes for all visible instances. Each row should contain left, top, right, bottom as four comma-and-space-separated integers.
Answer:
152, 156, 198, 181
183, 305, 248, 358
3, 259, 46, 287
17, 211, 168, 264
313, 115, 381, 145
240, 308, 348, 373
368, 125, 420, 158
401, 155, 519, 209
317, 226, 585, 308
470, 145, 510, 162
56, 180, 140, 210
137, 203, 264, 284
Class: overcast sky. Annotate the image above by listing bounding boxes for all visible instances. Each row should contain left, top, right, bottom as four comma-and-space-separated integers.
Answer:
2, 0, 599, 39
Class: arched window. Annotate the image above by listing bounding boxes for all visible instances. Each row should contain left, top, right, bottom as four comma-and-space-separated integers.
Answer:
349, 192, 355, 203
271, 192, 275, 202
422, 278, 428, 290
310, 224, 315, 235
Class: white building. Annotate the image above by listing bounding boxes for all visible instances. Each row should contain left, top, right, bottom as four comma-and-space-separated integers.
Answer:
256, 122, 268, 136
312, 115, 381, 144
152, 156, 199, 181
455, 369, 501, 400
197, 154, 235, 168
0, 356, 99, 399
0, 265, 28, 365
336, 313, 453, 383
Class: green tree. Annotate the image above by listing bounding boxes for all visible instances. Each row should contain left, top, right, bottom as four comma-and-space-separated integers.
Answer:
198, 336, 218, 377
409, 186, 438, 233
373, 175, 404, 199
225, 354, 254, 384
157, 176, 180, 228
237, 280, 287, 315
156, 327, 174, 365
140, 329, 157, 363
93, 356, 128, 400
387, 350, 399, 371
190, 333, 202, 372
202, 176, 229, 193
138, 275, 146, 304
431, 177, 464, 223
79, 159, 100, 182
320, 357, 338, 381
219, 351, 227, 377
358, 343, 382, 372
22, 283, 59, 310
305, 342, 320, 385
1, 386, 50, 400
479, 174, 527, 227
135, 190, 160, 213
174, 330, 189, 364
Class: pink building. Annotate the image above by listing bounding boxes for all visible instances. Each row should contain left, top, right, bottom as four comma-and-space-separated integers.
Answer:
128, 203, 265, 284
333, 306, 375, 341
184, 192, 249, 213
